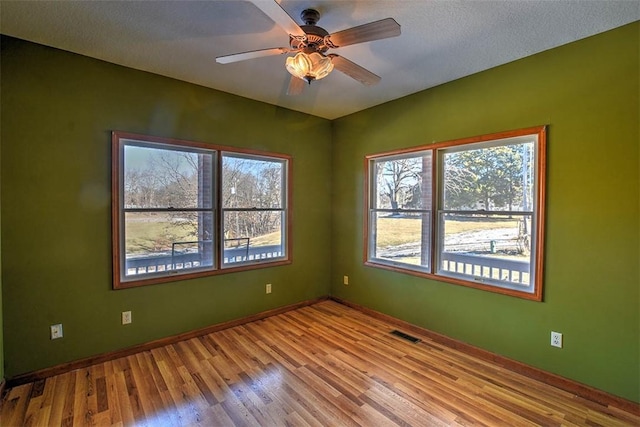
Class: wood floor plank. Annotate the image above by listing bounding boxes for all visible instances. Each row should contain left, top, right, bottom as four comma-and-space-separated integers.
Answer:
102, 369, 123, 426
142, 350, 169, 394
218, 329, 271, 375
152, 351, 184, 392
22, 390, 44, 426
279, 378, 357, 427
196, 334, 221, 360
112, 370, 135, 426
2, 300, 639, 426
163, 375, 209, 426
129, 352, 166, 421
122, 366, 145, 424
72, 369, 92, 427
2, 384, 32, 427
226, 376, 279, 426
233, 326, 280, 369
218, 391, 261, 427
48, 374, 70, 426
33, 375, 57, 426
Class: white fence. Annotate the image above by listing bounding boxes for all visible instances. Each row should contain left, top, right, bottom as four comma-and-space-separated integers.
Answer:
440, 252, 529, 284
126, 245, 283, 276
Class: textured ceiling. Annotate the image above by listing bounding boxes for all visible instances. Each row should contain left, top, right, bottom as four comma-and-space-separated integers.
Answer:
1, 1, 638, 119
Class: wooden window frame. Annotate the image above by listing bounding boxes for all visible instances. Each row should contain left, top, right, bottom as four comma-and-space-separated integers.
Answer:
112, 131, 292, 289
364, 126, 546, 301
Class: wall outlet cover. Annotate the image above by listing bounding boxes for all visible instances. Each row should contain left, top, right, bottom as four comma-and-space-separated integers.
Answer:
551, 331, 563, 348
50, 324, 63, 340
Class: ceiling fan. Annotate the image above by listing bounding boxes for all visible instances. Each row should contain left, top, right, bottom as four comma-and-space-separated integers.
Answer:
216, 0, 401, 95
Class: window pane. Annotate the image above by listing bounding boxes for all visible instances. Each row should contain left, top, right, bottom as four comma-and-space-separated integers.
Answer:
370, 211, 431, 270
438, 212, 533, 291
124, 211, 214, 277
124, 144, 213, 209
222, 210, 284, 265
442, 142, 534, 212
373, 152, 432, 210
222, 154, 285, 209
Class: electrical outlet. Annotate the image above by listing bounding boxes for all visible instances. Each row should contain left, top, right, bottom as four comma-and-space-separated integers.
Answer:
122, 311, 132, 325
343, 275, 349, 285
551, 331, 563, 348
266, 283, 272, 294
50, 324, 63, 340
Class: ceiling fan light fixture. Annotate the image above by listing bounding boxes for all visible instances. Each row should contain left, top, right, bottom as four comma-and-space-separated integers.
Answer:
285, 52, 334, 83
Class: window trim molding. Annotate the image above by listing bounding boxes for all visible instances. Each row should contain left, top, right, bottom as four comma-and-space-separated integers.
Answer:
364, 126, 546, 301
111, 131, 292, 290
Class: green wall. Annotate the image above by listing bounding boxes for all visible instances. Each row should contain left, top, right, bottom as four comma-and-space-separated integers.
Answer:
0, 77, 3, 384
2, 23, 639, 404
331, 22, 639, 402
0, 36, 332, 378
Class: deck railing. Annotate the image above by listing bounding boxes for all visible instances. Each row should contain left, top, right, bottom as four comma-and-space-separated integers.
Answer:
125, 245, 283, 276
440, 252, 529, 284
126, 246, 527, 285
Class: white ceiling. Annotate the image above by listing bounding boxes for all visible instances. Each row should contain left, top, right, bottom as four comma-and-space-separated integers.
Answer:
1, 1, 638, 120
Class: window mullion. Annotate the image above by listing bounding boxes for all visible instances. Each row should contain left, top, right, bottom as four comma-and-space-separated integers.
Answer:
124, 207, 212, 213
371, 208, 432, 214
215, 149, 224, 270
430, 147, 438, 275
439, 209, 534, 216
222, 208, 286, 212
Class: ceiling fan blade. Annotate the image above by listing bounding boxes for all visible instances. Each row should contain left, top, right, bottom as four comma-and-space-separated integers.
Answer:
216, 47, 292, 64
330, 55, 381, 86
327, 18, 401, 48
249, 0, 306, 38
287, 75, 305, 96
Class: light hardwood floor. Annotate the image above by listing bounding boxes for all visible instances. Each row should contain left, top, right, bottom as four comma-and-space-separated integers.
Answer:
1, 300, 638, 426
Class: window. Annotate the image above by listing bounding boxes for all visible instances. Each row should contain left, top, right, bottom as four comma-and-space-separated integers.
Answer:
368, 151, 433, 271
366, 127, 546, 300
221, 153, 287, 267
112, 132, 291, 289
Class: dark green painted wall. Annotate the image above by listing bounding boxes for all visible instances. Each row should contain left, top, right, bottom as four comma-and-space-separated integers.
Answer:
0, 36, 332, 378
0, 85, 3, 383
2, 22, 638, 403
331, 23, 639, 402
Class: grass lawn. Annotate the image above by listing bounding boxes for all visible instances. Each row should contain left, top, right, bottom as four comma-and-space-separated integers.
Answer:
126, 216, 281, 255
375, 216, 519, 247
249, 231, 281, 246
126, 215, 519, 256
126, 219, 196, 254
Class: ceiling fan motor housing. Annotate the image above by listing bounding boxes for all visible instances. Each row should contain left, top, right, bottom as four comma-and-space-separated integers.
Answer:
301, 9, 320, 25
290, 9, 331, 53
